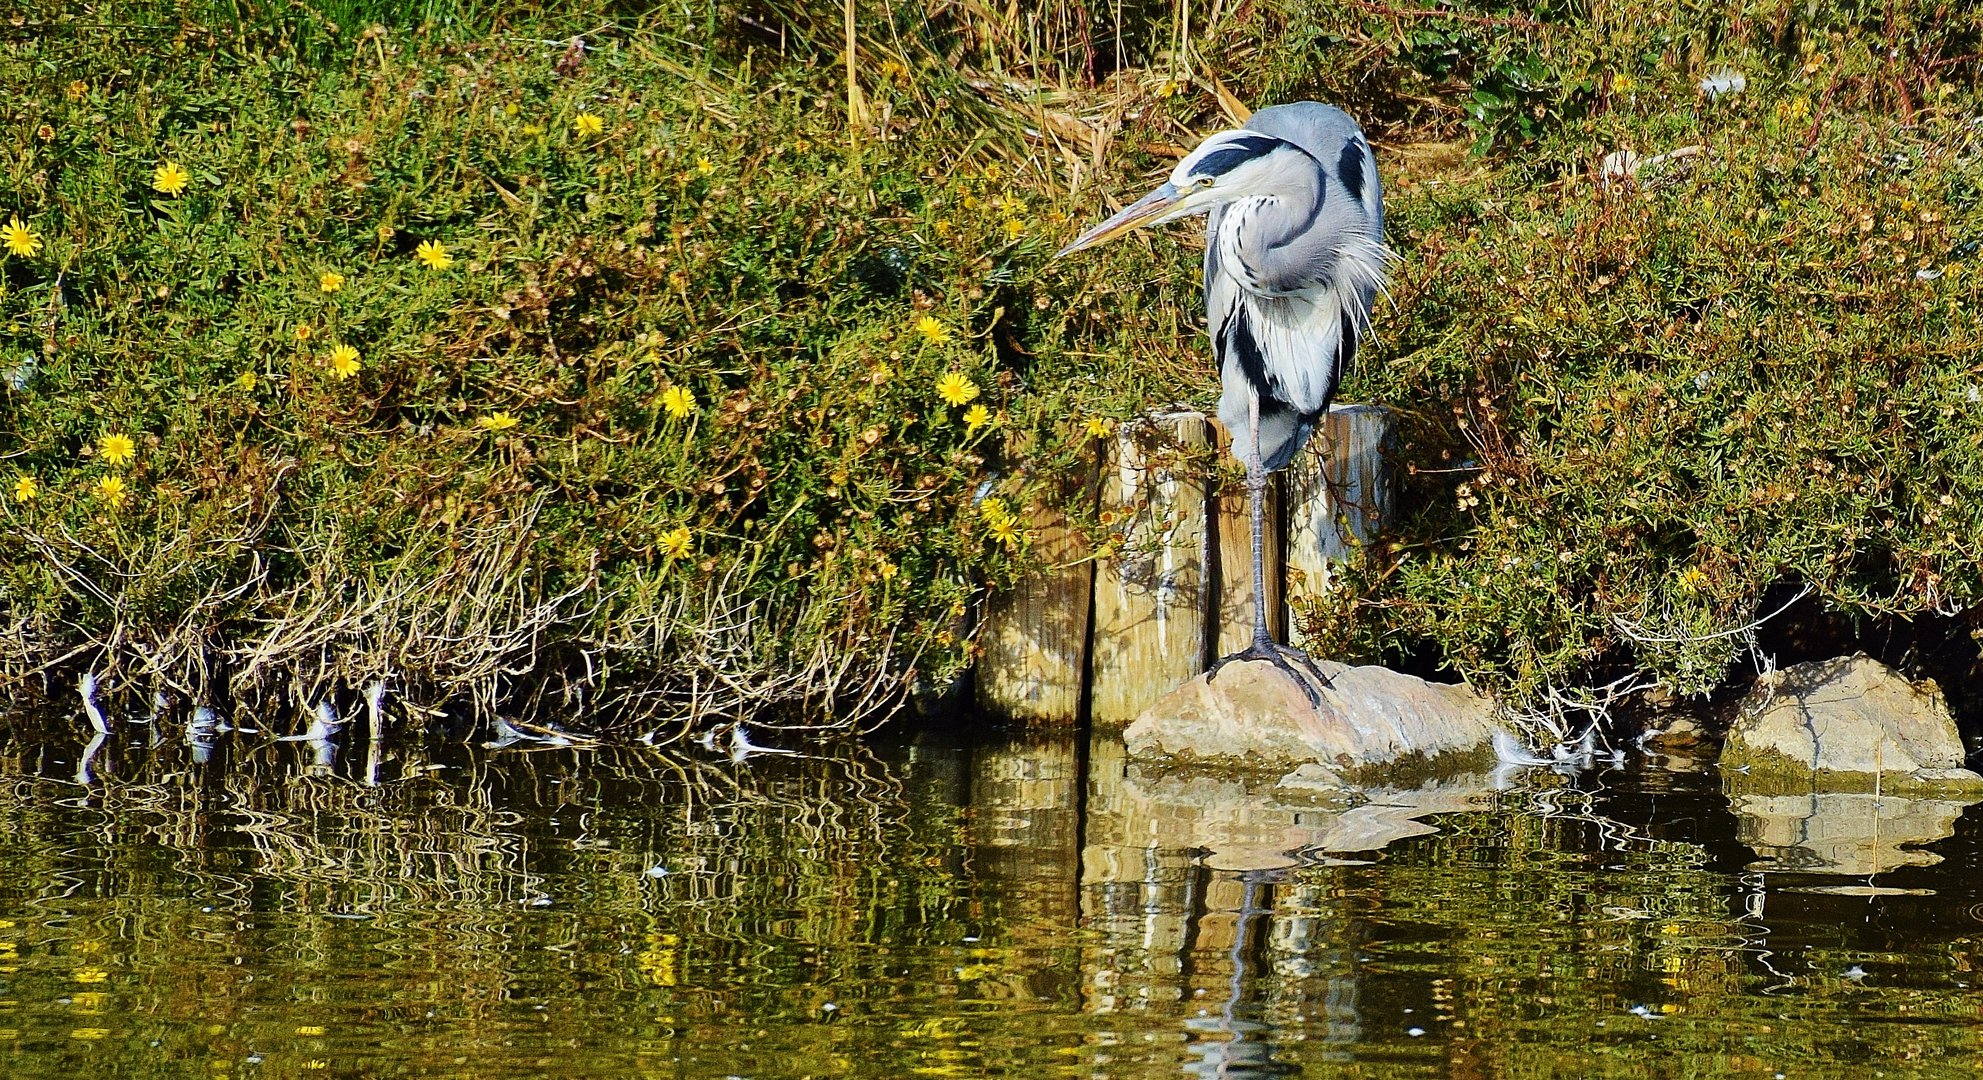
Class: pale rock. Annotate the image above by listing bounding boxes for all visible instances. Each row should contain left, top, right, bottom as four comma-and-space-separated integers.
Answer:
1722, 654, 1983, 795
1122, 658, 1500, 780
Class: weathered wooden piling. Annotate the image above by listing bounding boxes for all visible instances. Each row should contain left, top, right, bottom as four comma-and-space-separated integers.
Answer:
1089, 411, 1212, 725
1284, 405, 1394, 620
975, 465, 1099, 722
973, 403, 1395, 725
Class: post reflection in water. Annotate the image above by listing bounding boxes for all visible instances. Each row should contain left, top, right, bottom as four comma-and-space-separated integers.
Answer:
1, 716, 1983, 1078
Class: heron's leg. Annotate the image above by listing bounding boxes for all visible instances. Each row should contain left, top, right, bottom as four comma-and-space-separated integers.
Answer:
1208, 385, 1332, 706
1247, 387, 1272, 649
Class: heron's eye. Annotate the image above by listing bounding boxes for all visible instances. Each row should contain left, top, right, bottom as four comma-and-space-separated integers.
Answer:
1193, 174, 1217, 189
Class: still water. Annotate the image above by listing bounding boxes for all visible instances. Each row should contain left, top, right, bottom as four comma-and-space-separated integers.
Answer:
1, 717, 1981, 1078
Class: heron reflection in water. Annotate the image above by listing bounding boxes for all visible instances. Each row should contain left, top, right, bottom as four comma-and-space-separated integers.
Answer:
1058, 102, 1393, 694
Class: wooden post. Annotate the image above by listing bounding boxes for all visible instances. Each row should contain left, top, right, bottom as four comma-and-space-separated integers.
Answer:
1284, 404, 1394, 642
976, 462, 1099, 723
1209, 427, 1284, 657
1089, 411, 1212, 725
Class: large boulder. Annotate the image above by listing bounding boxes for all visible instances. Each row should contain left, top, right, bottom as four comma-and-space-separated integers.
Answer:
1722, 655, 1983, 795
1122, 658, 1500, 783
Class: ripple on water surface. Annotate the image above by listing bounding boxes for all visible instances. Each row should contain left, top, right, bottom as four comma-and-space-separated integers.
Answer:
1, 723, 1982, 1078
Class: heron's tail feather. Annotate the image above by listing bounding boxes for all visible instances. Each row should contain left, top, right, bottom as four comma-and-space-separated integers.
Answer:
1223, 391, 1321, 472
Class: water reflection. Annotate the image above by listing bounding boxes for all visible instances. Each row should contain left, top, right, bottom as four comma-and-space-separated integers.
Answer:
0, 718, 1980, 1078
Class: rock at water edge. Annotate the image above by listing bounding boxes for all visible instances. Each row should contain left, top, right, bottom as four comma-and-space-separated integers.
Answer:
1722, 654, 1983, 795
1123, 658, 1499, 780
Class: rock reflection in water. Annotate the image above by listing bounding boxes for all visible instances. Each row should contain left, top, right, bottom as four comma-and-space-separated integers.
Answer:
1729, 789, 1982, 875
1081, 732, 1497, 1074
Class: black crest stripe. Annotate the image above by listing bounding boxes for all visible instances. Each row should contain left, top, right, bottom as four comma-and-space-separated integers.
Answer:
1338, 140, 1367, 204
1189, 135, 1283, 180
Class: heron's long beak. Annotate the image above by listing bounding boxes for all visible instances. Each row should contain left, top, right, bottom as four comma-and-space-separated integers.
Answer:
1054, 182, 1183, 259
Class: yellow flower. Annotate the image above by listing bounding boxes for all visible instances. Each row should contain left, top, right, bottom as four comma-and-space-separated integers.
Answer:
293, 324, 313, 343
933, 220, 954, 237
65, 80, 87, 101
319, 271, 345, 293
869, 361, 894, 385
1610, 73, 1635, 93
414, 240, 452, 270
327, 343, 361, 379
97, 433, 136, 467
376, 222, 395, 243
661, 385, 697, 419
74, 968, 109, 984
2, 217, 43, 258
295, 1025, 327, 1036
1084, 417, 1117, 438
659, 525, 693, 559
1002, 219, 1025, 241
978, 496, 1012, 525
36, 123, 54, 142
521, 122, 544, 137
988, 516, 1021, 549
1677, 566, 1708, 592
235, 371, 258, 391
695, 156, 715, 175
94, 475, 126, 509
934, 370, 978, 407
914, 315, 951, 345
12, 475, 37, 502
1778, 96, 1811, 122
962, 403, 990, 432
574, 112, 604, 137
877, 559, 899, 580
476, 412, 519, 432
152, 160, 190, 196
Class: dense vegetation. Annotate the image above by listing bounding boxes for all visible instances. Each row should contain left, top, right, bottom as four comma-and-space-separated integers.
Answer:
1, 0, 1979, 731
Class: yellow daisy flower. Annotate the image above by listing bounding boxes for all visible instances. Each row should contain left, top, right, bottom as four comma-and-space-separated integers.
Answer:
94, 475, 127, 509
978, 496, 1011, 525
914, 315, 951, 345
521, 122, 544, 137
319, 271, 345, 293
414, 240, 452, 270
1610, 73, 1636, 94
152, 161, 190, 196
476, 412, 519, 432
97, 433, 136, 467
1084, 417, 1117, 438
934, 370, 978, 407
235, 371, 258, 392
1002, 219, 1025, 241
12, 475, 38, 502
695, 156, 715, 175
574, 112, 604, 137
327, 344, 361, 379
65, 80, 87, 101
293, 324, 313, 343
962, 403, 991, 432
876, 559, 899, 580
2, 217, 43, 258
988, 517, 1021, 549
659, 525, 693, 559
661, 385, 697, 419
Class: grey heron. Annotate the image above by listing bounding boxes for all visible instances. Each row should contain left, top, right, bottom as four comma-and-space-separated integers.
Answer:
1056, 102, 1392, 692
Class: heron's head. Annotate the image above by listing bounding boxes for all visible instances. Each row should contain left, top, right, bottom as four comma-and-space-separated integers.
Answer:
1055, 130, 1307, 258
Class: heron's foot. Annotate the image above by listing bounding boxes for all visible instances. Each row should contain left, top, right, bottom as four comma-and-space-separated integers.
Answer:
1207, 638, 1333, 709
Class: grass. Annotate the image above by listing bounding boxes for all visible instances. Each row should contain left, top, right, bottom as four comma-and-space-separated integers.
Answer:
0, 0, 1979, 734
